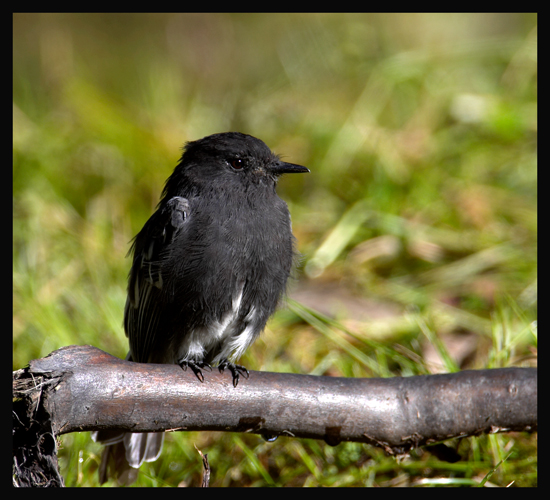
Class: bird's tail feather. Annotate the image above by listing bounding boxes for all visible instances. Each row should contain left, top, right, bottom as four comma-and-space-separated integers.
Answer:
94, 431, 165, 485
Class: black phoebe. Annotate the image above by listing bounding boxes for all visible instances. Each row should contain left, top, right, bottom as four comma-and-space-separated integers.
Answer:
94, 132, 309, 484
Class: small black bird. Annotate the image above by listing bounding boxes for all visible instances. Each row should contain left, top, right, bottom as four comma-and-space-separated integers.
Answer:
94, 132, 309, 484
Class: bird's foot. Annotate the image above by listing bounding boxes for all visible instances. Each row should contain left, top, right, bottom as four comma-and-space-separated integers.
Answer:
218, 360, 249, 387
178, 359, 212, 383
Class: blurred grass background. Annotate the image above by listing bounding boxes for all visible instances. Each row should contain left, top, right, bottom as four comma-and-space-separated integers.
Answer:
13, 13, 536, 487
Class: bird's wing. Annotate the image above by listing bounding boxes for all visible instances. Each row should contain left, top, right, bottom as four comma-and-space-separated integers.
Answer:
124, 196, 190, 363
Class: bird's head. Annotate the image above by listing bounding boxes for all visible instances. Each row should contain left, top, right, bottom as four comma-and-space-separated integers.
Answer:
164, 132, 309, 197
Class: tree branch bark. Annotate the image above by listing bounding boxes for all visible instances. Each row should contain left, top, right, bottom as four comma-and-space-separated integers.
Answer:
13, 345, 536, 486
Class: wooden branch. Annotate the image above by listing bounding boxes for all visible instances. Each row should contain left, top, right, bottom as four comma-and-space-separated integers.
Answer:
13, 345, 536, 485
16, 344, 537, 443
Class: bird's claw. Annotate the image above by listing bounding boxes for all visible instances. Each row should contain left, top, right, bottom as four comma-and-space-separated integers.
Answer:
218, 361, 249, 387
179, 360, 212, 383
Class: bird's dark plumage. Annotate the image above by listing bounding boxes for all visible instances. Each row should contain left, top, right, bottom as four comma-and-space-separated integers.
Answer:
94, 132, 309, 484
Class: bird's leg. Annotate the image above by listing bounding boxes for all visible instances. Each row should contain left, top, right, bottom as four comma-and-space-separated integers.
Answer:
178, 359, 212, 383
218, 360, 249, 387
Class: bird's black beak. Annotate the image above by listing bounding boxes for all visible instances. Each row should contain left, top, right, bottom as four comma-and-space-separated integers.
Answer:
270, 161, 310, 175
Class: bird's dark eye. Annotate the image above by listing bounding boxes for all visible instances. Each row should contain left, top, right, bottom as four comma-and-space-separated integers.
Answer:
230, 159, 244, 170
